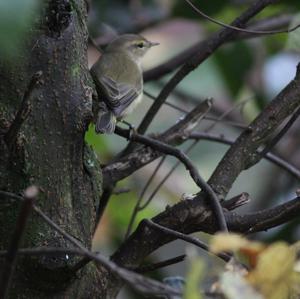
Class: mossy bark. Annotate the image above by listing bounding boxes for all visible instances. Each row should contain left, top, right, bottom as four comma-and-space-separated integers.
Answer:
0, 0, 107, 297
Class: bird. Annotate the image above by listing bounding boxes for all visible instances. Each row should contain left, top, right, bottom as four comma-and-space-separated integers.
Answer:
90, 34, 159, 134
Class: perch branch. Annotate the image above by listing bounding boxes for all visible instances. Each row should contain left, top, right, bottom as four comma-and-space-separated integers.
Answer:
115, 128, 227, 231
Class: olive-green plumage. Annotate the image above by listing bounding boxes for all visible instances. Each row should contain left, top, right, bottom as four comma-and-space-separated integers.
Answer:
90, 34, 159, 134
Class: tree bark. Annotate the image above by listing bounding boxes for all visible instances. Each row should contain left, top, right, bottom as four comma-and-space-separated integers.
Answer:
0, 0, 107, 297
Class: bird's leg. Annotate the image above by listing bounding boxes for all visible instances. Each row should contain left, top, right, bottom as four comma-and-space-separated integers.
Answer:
121, 120, 136, 139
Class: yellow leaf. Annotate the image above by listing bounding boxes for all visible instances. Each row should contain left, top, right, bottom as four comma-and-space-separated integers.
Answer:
210, 233, 264, 267
247, 242, 296, 299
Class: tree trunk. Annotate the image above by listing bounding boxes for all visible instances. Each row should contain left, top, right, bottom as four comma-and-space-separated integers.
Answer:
0, 0, 108, 297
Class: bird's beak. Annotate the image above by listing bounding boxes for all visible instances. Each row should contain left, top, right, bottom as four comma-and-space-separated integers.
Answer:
148, 41, 160, 47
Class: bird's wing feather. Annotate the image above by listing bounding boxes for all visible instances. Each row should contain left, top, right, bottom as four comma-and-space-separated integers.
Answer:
100, 75, 141, 117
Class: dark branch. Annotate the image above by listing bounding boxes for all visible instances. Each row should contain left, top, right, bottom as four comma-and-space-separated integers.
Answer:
257, 106, 300, 161
138, 0, 277, 135
143, 13, 294, 82
143, 220, 231, 262
0, 190, 180, 298
208, 63, 300, 198
125, 156, 166, 239
135, 255, 186, 274
188, 132, 300, 181
0, 186, 37, 299
115, 129, 228, 231
184, 0, 299, 35
112, 195, 300, 270
104, 99, 211, 186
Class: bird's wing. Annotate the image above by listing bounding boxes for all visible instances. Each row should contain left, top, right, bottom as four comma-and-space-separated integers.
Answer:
100, 75, 141, 118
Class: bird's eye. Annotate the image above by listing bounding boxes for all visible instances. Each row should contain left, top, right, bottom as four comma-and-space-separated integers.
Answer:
137, 42, 144, 48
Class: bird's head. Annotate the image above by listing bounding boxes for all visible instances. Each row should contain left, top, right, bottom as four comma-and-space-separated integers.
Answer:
105, 34, 159, 61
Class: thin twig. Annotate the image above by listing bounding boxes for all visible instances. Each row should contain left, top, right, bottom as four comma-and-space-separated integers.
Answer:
137, 0, 277, 135
125, 98, 253, 232
138, 142, 197, 212
102, 100, 212, 227
258, 106, 300, 159
139, 97, 252, 212
135, 255, 186, 273
115, 128, 228, 232
0, 186, 37, 299
125, 99, 214, 237
0, 190, 180, 297
125, 156, 166, 239
188, 132, 300, 181
144, 14, 295, 81
143, 220, 230, 262
4, 71, 42, 148
145, 89, 247, 129
184, 0, 300, 35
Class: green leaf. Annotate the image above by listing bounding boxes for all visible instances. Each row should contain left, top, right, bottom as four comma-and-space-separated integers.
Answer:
184, 252, 204, 299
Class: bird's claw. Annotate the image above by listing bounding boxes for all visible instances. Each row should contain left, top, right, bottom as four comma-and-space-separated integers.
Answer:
121, 120, 136, 140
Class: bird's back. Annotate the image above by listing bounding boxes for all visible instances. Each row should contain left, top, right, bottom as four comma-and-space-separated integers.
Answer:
91, 52, 142, 88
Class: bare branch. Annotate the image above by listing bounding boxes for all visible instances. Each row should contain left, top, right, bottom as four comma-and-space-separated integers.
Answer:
208, 63, 300, 198
103, 99, 212, 186
256, 106, 300, 161
144, 13, 295, 82
0, 186, 37, 299
115, 128, 228, 231
0, 190, 180, 298
143, 219, 231, 262
188, 132, 300, 181
125, 156, 166, 239
184, 0, 300, 35
135, 255, 186, 273
111, 195, 300, 271
138, 0, 277, 135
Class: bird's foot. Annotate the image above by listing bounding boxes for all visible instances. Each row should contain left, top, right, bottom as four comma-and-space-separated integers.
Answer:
121, 120, 136, 140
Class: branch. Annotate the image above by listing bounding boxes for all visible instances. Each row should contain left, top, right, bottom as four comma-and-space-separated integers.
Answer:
143, 13, 294, 82
125, 156, 166, 239
188, 132, 300, 181
115, 128, 228, 231
135, 255, 186, 274
111, 194, 300, 270
227, 196, 300, 233
0, 190, 180, 298
103, 99, 212, 187
208, 63, 300, 198
4, 71, 42, 148
138, 0, 277, 135
0, 186, 37, 299
184, 0, 299, 35
103, 129, 300, 189
255, 106, 300, 161
143, 220, 231, 263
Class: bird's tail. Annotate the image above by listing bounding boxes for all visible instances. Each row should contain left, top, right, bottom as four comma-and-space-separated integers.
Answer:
95, 108, 116, 134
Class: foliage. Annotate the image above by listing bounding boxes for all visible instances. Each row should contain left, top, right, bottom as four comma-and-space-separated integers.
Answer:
210, 234, 300, 299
